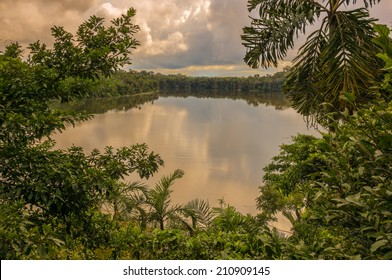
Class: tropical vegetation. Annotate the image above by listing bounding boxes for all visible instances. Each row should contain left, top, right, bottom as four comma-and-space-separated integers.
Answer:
78, 68, 288, 98
243, 0, 391, 259
0, 7, 283, 260
242, 0, 383, 125
0, 3, 391, 260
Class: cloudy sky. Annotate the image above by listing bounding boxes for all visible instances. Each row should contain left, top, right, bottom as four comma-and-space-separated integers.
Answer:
1, 0, 392, 76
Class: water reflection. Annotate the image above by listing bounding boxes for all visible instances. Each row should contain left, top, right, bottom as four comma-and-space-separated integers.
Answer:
51, 92, 160, 114
159, 89, 292, 110
53, 93, 318, 223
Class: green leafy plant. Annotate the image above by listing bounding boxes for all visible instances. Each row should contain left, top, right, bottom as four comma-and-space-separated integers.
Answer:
258, 26, 392, 258
0, 8, 164, 259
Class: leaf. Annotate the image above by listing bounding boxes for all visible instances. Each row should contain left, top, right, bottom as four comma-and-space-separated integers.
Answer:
383, 251, 392, 259
372, 24, 392, 57
376, 53, 392, 70
48, 237, 65, 247
345, 193, 363, 207
370, 239, 388, 252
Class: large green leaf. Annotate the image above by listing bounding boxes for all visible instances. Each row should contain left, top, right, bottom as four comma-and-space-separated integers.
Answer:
370, 239, 388, 252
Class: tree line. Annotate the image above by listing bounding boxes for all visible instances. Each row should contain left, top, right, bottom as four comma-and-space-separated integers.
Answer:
86, 69, 287, 98
155, 70, 286, 92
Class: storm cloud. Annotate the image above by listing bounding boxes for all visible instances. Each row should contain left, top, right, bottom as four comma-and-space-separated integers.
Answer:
0, 0, 97, 44
1, 0, 391, 76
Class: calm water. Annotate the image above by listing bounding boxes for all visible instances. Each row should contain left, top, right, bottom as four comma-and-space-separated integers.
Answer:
53, 93, 318, 230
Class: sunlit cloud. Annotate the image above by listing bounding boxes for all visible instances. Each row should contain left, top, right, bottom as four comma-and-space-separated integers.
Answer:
136, 30, 189, 56
98, 2, 124, 17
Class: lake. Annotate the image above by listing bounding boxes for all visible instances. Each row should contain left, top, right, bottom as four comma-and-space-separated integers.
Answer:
53, 92, 318, 231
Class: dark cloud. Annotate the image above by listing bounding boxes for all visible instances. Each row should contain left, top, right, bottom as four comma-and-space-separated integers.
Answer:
129, 0, 251, 70
0, 0, 96, 11
0, 0, 98, 45
131, 0, 213, 67
207, 0, 250, 63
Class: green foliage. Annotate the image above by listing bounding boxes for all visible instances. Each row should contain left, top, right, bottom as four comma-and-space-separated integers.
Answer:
258, 134, 327, 223
3, 42, 23, 58
145, 169, 184, 230
309, 101, 391, 259
256, 24, 392, 259
0, 8, 163, 259
90, 216, 286, 260
1, 9, 140, 146
242, 0, 383, 125
260, 95, 391, 259
243, 0, 322, 69
373, 24, 392, 102
82, 69, 289, 99
55, 68, 289, 102
2, 3, 391, 260
157, 70, 287, 93
28, 9, 139, 81
182, 199, 215, 231
212, 201, 259, 233
100, 168, 217, 234
79, 70, 160, 98
0, 141, 163, 257
260, 100, 391, 259
0, 201, 63, 259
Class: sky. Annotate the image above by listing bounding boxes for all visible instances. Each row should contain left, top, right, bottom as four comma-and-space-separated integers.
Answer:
1, 0, 392, 77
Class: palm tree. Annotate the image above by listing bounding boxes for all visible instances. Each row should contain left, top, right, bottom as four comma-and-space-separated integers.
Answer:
212, 200, 259, 233
101, 181, 149, 226
242, 0, 382, 125
180, 199, 215, 232
145, 169, 184, 230
101, 169, 214, 231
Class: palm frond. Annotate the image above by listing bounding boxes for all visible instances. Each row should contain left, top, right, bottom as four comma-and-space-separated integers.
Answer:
182, 199, 215, 229
285, 7, 382, 125
351, 0, 381, 8
146, 169, 184, 229
242, 0, 321, 68
285, 22, 328, 124
317, 9, 381, 110
147, 169, 184, 212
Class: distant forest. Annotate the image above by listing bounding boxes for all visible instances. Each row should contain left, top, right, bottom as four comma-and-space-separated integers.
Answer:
88, 68, 289, 97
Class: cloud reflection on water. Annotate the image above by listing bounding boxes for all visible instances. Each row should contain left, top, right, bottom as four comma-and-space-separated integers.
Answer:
53, 96, 319, 218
